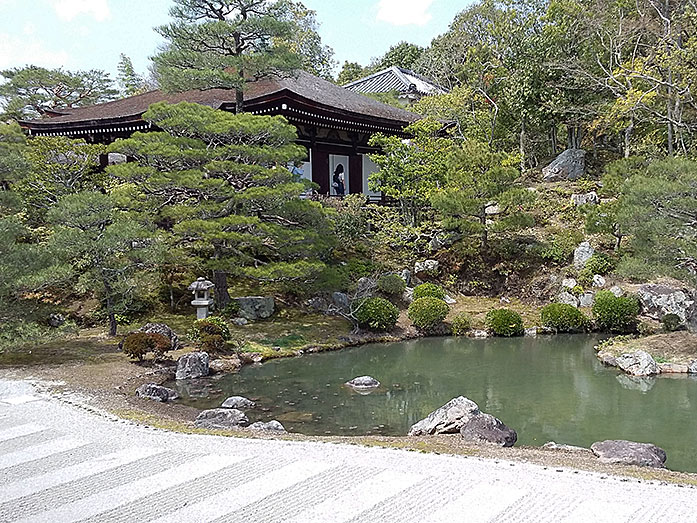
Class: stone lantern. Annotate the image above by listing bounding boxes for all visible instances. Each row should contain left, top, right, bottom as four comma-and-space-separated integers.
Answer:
188, 277, 215, 319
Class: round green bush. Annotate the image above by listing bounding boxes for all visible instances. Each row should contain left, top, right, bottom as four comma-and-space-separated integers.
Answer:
149, 333, 172, 358
413, 283, 446, 301
188, 317, 231, 342
451, 312, 472, 336
592, 290, 640, 333
408, 297, 449, 331
661, 313, 683, 332
201, 334, 226, 353
540, 303, 588, 332
485, 308, 524, 337
584, 253, 615, 276
377, 274, 407, 296
122, 332, 155, 361
353, 297, 399, 331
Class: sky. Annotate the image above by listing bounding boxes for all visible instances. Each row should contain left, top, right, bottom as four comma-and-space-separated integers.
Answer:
0, 0, 465, 80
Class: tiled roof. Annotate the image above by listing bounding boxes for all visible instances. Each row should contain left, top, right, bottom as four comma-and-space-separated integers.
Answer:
22, 70, 421, 129
343, 67, 448, 96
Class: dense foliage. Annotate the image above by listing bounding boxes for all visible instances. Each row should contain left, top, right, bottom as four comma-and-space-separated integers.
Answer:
540, 304, 588, 333
377, 274, 406, 296
450, 312, 472, 336
486, 308, 524, 337
413, 283, 446, 301
353, 297, 399, 331
592, 291, 640, 334
407, 297, 449, 331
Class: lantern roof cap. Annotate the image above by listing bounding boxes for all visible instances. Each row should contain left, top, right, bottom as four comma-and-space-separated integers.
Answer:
188, 277, 215, 292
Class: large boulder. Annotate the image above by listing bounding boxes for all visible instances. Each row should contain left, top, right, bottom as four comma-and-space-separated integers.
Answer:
408, 396, 480, 436
590, 440, 667, 468
135, 383, 179, 402
139, 323, 181, 351
578, 292, 595, 308
571, 191, 599, 206
557, 292, 579, 308
414, 259, 439, 276
233, 296, 275, 321
615, 350, 659, 376
460, 413, 517, 447
247, 420, 286, 433
542, 149, 586, 181
209, 355, 242, 374
175, 352, 210, 380
194, 408, 249, 430
574, 242, 595, 269
331, 292, 350, 311
221, 396, 255, 410
637, 283, 697, 331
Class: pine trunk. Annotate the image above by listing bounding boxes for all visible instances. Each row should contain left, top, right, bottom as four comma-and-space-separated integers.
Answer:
214, 270, 231, 309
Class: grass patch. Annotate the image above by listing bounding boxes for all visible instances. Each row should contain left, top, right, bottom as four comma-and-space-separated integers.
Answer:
448, 296, 540, 329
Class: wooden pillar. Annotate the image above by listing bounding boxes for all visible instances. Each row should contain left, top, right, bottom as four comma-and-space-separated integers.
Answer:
312, 148, 329, 194
349, 155, 362, 194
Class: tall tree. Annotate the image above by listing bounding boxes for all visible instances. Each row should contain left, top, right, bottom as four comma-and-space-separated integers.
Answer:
337, 61, 367, 85
0, 66, 118, 120
117, 54, 148, 97
152, 0, 305, 112
370, 41, 424, 71
108, 101, 333, 306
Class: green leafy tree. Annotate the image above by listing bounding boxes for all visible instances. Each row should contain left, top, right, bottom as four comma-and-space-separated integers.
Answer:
35, 192, 157, 336
0, 122, 28, 214
15, 136, 106, 225
117, 54, 148, 97
153, 0, 305, 112
370, 41, 424, 71
0, 66, 117, 120
337, 61, 367, 85
617, 158, 697, 282
431, 139, 535, 250
368, 119, 452, 226
109, 101, 333, 307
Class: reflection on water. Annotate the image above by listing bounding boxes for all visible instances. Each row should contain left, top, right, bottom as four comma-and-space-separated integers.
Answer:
168, 335, 697, 472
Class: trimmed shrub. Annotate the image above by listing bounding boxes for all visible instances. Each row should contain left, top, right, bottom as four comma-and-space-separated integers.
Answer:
413, 283, 446, 301
122, 332, 155, 361
592, 290, 640, 333
661, 313, 684, 332
150, 333, 173, 358
486, 308, 524, 337
377, 274, 407, 296
188, 317, 231, 342
353, 297, 399, 331
578, 253, 616, 286
451, 312, 472, 336
201, 334, 227, 353
408, 297, 449, 331
540, 304, 588, 332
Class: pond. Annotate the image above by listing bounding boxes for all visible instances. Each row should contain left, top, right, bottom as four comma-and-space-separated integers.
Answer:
169, 335, 697, 473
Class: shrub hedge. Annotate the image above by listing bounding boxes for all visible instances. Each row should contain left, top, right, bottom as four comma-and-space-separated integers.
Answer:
188, 317, 231, 342
486, 308, 524, 337
451, 312, 472, 336
408, 297, 449, 331
592, 290, 640, 333
413, 283, 446, 301
540, 303, 588, 332
377, 274, 407, 296
354, 297, 399, 331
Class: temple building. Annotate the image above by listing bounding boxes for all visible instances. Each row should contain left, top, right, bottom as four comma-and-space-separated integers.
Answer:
343, 66, 448, 105
20, 70, 422, 200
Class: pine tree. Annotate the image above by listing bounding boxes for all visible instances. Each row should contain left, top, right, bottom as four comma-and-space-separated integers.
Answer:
108, 101, 333, 307
152, 0, 304, 112
117, 54, 146, 97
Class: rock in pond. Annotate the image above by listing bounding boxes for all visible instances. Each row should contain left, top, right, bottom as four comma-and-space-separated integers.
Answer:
209, 355, 242, 374
524, 327, 538, 337
176, 352, 210, 380
590, 440, 667, 468
615, 350, 659, 376
346, 376, 380, 389
689, 360, 697, 374
247, 420, 286, 433
543, 148, 586, 181
221, 396, 255, 410
470, 330, 489, 338
139, 323, 181, 351
234, 296, 275, 320
408, 396, 480, 436
135, 383, 179, 402
659, 362, 688, 374
460, 413, 517, 447
194, 408, 249, 430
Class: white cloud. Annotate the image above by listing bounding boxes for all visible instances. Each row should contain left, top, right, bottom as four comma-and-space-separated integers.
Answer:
49, 0, 111, 22
0, 33, 71, 69
376, 0, 435, 26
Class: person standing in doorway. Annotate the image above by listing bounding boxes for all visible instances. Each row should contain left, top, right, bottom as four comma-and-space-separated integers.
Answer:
333, 164, 346, 196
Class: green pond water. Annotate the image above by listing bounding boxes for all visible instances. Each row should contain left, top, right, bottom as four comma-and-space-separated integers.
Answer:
170, 335, 697, 472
